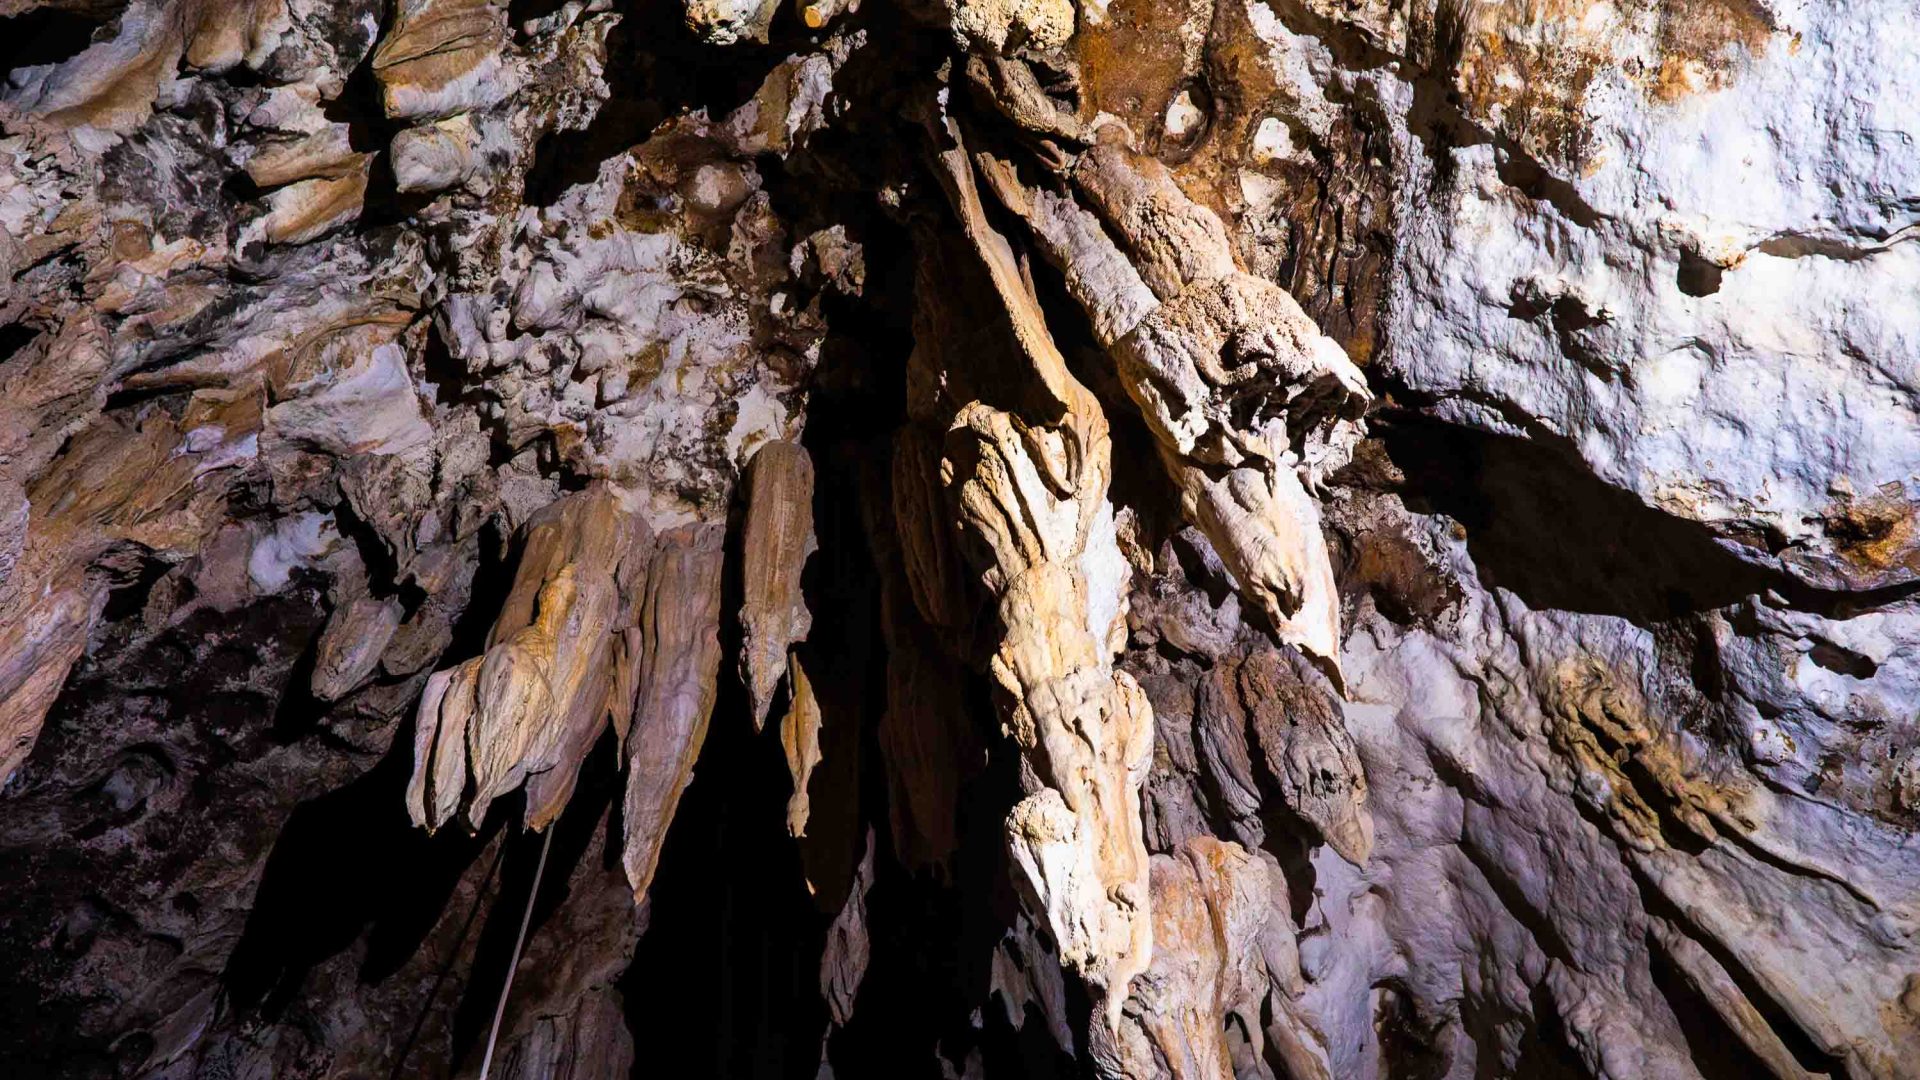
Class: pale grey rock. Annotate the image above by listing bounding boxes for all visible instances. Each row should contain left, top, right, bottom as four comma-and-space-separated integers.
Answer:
246, 512, 341, 592
1373, 1, 1920, 591
390, 115, 483, 193
265, 340, 434, 456
686, 0, 781, 45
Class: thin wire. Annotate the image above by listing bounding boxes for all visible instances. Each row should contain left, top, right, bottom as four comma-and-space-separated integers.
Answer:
478, 825, 555, 1080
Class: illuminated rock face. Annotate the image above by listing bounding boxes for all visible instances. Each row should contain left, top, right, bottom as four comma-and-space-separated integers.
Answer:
2, 1, 1917, 1077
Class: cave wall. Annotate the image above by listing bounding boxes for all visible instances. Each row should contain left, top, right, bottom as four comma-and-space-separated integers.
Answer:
2, 0, 1917, 1077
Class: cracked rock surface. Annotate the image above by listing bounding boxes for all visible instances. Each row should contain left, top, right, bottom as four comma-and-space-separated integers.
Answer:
2, 0, 1917, 1077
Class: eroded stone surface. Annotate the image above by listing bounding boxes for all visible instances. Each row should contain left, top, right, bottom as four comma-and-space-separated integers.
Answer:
3, 0, 1918, 1076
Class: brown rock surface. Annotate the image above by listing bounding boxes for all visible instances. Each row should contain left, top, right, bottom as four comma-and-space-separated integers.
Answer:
4, 1, 1917, 1077
738, 438, 817, 731
619, 522, 725, 902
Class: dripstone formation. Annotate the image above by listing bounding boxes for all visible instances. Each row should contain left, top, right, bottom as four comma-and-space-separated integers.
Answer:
3, 0, 1918, 1077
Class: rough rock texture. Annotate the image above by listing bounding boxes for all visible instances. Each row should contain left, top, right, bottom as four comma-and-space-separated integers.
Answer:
738, 437, 816, 730
619, 520, 726, 901
3, 0, 1918, 1077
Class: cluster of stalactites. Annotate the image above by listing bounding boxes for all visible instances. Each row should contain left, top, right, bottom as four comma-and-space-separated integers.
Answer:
879, 117, 1160, 1032
402, 437, 821, 904
978, 138, 1371, 687
884, 70, 1377, 1070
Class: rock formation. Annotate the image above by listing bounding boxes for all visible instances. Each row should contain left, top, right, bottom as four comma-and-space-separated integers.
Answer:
3, 0, 1918, 1077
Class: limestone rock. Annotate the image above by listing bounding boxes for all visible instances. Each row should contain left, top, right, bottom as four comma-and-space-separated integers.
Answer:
0, 388, 258, 781
262, 324, 433, 457
738, 439, 817, 731
1366, 0, 1920, 592
983, 139, 1370, 682
620, 522, 726, 901
1102, 837, 1279, 1079
390, 114, 485, 193
242, 125, 361, 189
483, 990, 635, 1080
943, 0, 1076, 54
406, 484, 648, 832
919, 120, 1155, 1033
309, 593, 404, 702
6, 0, 1920, 1076
370, 0, 518, 120
1200, 647, 1372, 864
685, 0, 781, 45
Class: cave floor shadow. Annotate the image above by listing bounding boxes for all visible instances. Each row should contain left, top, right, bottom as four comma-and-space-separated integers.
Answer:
220, 732, 504, 1019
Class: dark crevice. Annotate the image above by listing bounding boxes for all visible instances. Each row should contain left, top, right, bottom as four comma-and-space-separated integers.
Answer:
0, 322, 41, 364
1753, 225, 1919, 263
100, 381, 193, 414
0, 4, 122, 77
1259, 825, 1318, 928
311, 14, 435, 232
447, 733, 625, 1069
1260, 0, 1405, 72
436, 516, 513, 671
1376, 410, 1776, 625
387, 839, 506, 1080
1645, 925, 1803, 1080
265, 609, 335, 744
418, 318, 478, 409
1, 591, 332, 1071
1375, 402, 1920, 626
1805, 639, 1878, 680
1509, 978, 1592, 1079
222, 737, 507, 1019
616, 593, 831, 1078
1677, 249, 1725, 296
520, 1, 795, 209
1622, 859, 1841, 1076
98, 550, 174, 623
1370, 979, 1450, 1080
1491, 142, 1603, 230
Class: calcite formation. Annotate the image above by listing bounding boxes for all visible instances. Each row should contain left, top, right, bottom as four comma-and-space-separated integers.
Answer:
737, 438, 816, 731
3, 0, 1918, 1077
1107, 836, 1285, 1078
619, 521, 726, 901
978, 140, 1371, 680
892, 122, 1157, 1032
406, 482, 647, 833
